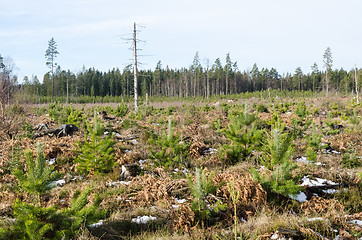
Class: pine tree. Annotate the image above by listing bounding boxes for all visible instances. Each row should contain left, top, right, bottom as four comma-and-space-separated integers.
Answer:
251, 120, 301, 198
0, 185, 104, 239
12, 142, 58, 205
187, 168, 225, 225
221, 104, 263, 164
45, 37, 59, 102
148, 117, 189, 169
74, 112, 116, 175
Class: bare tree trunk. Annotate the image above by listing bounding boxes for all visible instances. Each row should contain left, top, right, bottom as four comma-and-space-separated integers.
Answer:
325, 71, 329, 97
66, 78, 69, 104
356, 65, 359, 104
226, 67, 229, 95
184, 71, 188, 97
51, 63, 54, 102
133, 23, 138, 112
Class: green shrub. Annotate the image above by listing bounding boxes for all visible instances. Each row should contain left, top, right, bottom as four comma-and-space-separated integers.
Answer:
221, 106, 263, 164
341, 152, 361, 168
323, 112, 341, 135
255, 103, 269, 113
74, 112, 117, 175
48, 102, 63, 122
12, 142, 59, 204
187, 168, 226, 225
251, 121, 301, 198
21, 122, 34, 139
348, 109, 360, 126
148, 117, 190, 169
113, 102, 129, 117
291, 102, 312, 137
221, 124, 263, 165
0, 186, 105, 239
62, 104, 84, 127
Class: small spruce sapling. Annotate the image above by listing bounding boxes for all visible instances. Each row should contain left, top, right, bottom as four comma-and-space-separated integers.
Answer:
251, 120, 301, 198
74, 112, 117, 175
305, 124, 326, 161
0, 185, 105, 239
291, 101, 312, 137
149, 116, 189, 169
187, 168, 225, 226
12, 142, 59, 205
221, 104, 263, 164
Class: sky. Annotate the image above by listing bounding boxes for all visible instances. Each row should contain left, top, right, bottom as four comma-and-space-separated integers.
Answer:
1, 0, 362, 83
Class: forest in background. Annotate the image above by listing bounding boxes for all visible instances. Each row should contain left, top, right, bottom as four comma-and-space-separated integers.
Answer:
1, 51, 361, 103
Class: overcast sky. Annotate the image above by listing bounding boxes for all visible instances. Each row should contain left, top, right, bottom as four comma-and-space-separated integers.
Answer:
1, 0, 362, 82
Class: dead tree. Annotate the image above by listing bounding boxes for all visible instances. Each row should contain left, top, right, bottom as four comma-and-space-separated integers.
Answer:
133, 22, 139, 112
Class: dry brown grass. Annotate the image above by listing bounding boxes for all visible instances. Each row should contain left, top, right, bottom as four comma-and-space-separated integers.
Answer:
301, 196, 345, 217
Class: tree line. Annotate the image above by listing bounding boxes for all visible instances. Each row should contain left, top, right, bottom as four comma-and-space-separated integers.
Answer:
20, 52, 361, 102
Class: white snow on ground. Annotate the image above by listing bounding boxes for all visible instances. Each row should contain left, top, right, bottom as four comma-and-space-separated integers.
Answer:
173, 168, 189, 175
203, 148, 218, 154
47, 158, 56, 165
296, 156, 309, 163
108, 181, 131, 187
71, 176, 83, 181
175, 198, 187, 204
300, 176, 337, 187
138, 159, 147, 167
131, 216, 157, 224
172, 204, 179, 209
323, 149, 341, 154
48, 179, 65, 188
307, 217, 325, 222
131, 139, 139, 145
322, 189, 340, 194
295, 156, 322, 166
291, 176, 339, 201
88, 220, 104, 228
290, 192, 307, 202
350, 219, 362, 226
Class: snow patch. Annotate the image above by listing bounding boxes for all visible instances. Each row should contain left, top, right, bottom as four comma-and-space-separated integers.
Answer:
108, 181, 131, 187
48, 179, 65, 188
307, 217, 325, 222
131, 139, 139, 145
295, 156, 322, 166
290, 192, 307, 202
300, 176, 337, 187
323, 149, 341, 154
131, 216, 157, 224
88, 220, 104, 228
322, 189, 339, 194
203, 148, 218, 154
71, 176, 83, 181
175, 198, 187, 204
47, 158, 56, 165
350, 219, 362, 226
295, 156, 309, 163
138, 159, 147, 167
